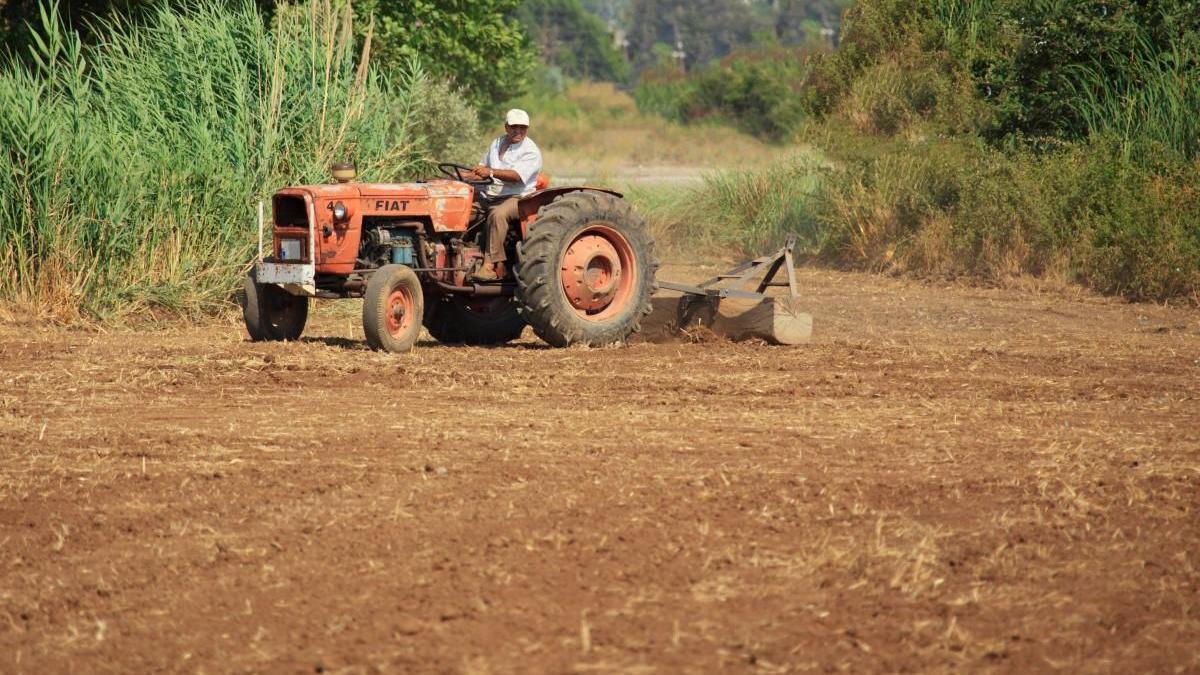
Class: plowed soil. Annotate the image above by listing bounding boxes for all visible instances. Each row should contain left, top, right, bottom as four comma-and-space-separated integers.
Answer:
2, 263, 1198, 674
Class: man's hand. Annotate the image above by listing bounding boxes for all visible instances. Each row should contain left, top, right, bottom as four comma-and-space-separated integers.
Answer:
466, 164, 521, 183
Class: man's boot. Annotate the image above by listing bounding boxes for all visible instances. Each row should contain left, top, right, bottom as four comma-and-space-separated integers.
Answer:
467, 257, 499, 282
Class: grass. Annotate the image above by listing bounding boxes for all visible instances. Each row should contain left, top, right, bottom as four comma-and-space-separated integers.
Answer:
1066, 34, 1200, 166
0, 0, 435, 321
800, 128, 1200, 300
628, 149, 827, 259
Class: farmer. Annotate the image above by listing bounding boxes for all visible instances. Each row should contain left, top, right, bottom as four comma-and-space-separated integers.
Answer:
465, 108, 542, 282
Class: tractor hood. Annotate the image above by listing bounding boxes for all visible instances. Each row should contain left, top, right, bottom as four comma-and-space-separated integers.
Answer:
285, 179, 472, 202
273, 179, 474, 240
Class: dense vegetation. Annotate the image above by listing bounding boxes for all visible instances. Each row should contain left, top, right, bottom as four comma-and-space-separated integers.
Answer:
1, 0, 534, 110
0, 1, 477, 318
803, 0, 1200, 156
647, 0, 1199, 301
351, 0, 534, 110
0, 1, 847, 112
0, 0, 276, 57
803, 0, 1200, 300
1, 0, 1195, 318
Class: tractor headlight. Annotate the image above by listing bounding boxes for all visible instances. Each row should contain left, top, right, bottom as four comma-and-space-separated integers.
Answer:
279, 238, 303, 261
332, 201, 348, 222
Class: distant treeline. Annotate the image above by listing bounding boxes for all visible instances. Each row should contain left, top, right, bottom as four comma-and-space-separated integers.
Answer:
522, 0, 851, 81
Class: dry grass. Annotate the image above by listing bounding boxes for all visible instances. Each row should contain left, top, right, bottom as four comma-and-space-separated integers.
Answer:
510, 82, 780, 183
1, 262, 1198, 671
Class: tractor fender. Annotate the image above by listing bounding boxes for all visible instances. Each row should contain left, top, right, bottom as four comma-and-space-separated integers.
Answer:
517, 186, 623, 237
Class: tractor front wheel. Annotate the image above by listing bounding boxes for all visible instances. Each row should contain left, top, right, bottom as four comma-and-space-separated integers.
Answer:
363, 264, 424, 353
515, 191, 657, 347
242, 269, 308, 341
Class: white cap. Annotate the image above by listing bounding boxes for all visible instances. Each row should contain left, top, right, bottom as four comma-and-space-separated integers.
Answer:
505, 108, 530, 126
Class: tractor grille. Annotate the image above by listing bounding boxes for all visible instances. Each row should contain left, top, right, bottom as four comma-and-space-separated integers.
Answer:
273, 195, 308, 228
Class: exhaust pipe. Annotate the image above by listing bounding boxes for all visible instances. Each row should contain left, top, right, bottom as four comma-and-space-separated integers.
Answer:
435, 280, 515, 296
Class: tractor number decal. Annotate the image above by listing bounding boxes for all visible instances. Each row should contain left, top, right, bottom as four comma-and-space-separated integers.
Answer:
375, 200, 410, 212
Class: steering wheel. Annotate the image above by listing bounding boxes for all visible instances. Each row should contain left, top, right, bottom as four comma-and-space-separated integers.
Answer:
437, 162, 489, 184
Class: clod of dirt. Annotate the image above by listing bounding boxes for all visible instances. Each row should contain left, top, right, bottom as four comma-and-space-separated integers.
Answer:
677, 325, 727, 344
394, 617, 423, 636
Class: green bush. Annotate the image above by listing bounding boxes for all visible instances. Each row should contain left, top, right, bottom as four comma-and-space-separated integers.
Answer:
1071, 149, 1200, 299
408, 77, 483, 164
634, 45, 812, 141
632, 66, 694, 121
634, 0, 1199, 301
685, 49, 808, 140
0, 0, 452, 319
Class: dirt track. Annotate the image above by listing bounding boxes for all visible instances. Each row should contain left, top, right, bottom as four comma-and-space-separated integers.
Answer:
2, 262, 1198, 673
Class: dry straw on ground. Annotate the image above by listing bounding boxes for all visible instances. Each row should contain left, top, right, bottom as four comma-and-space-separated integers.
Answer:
1, 262, 1198, 671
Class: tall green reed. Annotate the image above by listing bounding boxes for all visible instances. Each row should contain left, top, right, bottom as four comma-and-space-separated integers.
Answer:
0, 0, 427, 319
1067, 33, 1200, 165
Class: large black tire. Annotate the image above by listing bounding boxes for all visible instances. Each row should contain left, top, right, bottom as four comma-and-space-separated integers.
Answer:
363, 264, 424, 353
424, 295, 526, 345
515, 191, 657, 347
242, 269, 308, 341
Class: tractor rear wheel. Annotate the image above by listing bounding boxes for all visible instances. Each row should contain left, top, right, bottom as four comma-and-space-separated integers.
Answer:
515, 191, 657, 347
363, 264, 424, 353
424, 295, 526, 345
242, 269, 308, 341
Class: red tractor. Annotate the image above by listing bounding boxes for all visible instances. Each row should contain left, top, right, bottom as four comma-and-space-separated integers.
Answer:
242, 163, 658, 352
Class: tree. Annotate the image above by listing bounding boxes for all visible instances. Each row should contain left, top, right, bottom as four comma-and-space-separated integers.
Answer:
579, 0, 627, 24
772, 0, 852, 47
515, 0, 627, 82
352, 0, 536, 110
624, 0, 762, 74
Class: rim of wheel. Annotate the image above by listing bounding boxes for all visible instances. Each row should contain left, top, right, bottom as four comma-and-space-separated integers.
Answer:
559, 223, 638, 322
385, 287, 415, 337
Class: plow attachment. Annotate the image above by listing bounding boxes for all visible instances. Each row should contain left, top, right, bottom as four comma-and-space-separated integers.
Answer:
656, 235, 812, 345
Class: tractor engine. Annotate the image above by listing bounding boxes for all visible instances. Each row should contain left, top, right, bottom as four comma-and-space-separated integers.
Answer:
358, 221, 424, 270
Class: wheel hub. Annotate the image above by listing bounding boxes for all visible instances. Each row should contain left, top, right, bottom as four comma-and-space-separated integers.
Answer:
386, 290, 412, 336
561, 234, 622, 312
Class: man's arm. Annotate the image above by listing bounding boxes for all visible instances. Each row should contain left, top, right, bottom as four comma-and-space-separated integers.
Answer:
470, 165, 522, 183
477, 147, 540, 185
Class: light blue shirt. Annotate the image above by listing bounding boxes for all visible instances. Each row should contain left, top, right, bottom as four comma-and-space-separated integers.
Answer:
481, 136, 542, 198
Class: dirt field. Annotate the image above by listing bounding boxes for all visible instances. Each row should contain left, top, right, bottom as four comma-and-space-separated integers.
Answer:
2, 262, 1198, 673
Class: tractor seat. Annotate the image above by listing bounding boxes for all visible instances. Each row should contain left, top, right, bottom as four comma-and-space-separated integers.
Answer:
535, 172, 550, 190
